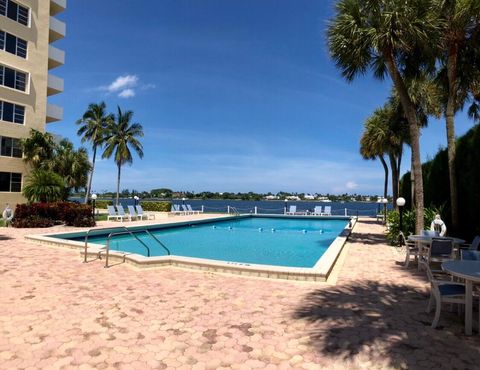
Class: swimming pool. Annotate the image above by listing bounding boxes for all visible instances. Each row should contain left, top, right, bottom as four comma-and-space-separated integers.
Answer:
57, 216, 348, 268
30, 215, 355, 281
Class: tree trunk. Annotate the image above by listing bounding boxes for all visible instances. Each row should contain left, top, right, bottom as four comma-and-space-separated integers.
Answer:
446, 42, 459, 230
84, 145, 97, 204
389, 153, 399, 208
116, 164, 121, 206
379, 155, 389, 200
384, 52, 424, 233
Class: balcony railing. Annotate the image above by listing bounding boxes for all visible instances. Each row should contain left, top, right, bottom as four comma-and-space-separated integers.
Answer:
46, 103, 63, 123
48, 45, 65, 70
47, 74, 64, 96
49, 16, 66, 42
50, 0, 67, 16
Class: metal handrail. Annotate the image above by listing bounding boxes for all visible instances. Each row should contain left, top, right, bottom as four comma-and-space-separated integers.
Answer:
84, 226, 131, 263
144, 230, 171, 255
228, 206, 240, 216
83, 226, 171, 267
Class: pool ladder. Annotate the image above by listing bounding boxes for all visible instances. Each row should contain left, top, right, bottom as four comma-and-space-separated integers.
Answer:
83, 226, 170, 268
228, 206, 240, 216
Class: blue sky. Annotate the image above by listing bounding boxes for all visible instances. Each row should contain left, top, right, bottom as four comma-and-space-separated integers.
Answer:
48, 0, 476, 195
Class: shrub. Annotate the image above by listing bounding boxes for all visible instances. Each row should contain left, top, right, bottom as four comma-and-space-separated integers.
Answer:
95, 200, 113, 209
13, 216, 55, 228
386, 207, 442, 245
22, 170, 65, 203
13, 202, 95, 228
140, 201, 171, 212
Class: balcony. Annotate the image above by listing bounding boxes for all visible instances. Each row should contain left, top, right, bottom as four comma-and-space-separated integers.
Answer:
48, 45, 65, 70
47, 74, 64, 96
49, 16, 66, 42
46, 103, 63, 123
50, 0, 67, 16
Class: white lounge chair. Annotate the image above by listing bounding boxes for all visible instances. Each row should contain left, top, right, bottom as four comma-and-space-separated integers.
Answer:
322, 206, 332, 216
286, 205, 297, 215
127, 205, 140, 221
136, 205, 155, 220
107, 205, 123, 222
186, 204, 201, 214
170, 204, 184, 215
181, 204, 191, 214
312, 206, 322, 216
116, 205, 133, 221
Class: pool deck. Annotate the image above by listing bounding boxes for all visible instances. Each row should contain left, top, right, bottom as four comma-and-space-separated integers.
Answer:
1, 217, 480, 369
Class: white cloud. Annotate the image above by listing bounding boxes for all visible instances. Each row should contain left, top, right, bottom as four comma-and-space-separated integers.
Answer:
97, 74, 154, 98
118, 88, 136, 98
107, 75, 138, 93
346, 181, 359, 190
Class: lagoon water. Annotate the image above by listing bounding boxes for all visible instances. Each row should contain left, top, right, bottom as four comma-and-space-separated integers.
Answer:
78, 198, 390, 217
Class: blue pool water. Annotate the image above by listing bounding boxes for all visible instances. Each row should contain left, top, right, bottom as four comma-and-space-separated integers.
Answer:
60, 217, 349, 268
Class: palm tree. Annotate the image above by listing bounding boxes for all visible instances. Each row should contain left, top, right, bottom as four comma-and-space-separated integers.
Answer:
328, 0, 439, 232
360, 120, 389, 203
49, 139, 91, 200
20, 129, 56, 170
102, 106, 144, 205
434, 0, 480, 229
23, 170, 64, 203
360, 103, 407, 207
76, 102, 113, 203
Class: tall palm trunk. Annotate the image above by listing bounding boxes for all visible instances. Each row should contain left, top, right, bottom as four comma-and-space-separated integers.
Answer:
116, 163, 121, 206
446, 43, 459, 230
384, 52, 424, 233
389, 153, 399, 208
84, 145, 97, 204
380, 155, 389, 200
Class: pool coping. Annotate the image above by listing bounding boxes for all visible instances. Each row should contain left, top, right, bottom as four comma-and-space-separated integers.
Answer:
26, 215, 357, 281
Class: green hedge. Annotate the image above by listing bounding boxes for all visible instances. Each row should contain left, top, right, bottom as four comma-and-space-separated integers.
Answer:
13, 202, 95, 228
140, 201, 171, 212
400, 124, 480, 239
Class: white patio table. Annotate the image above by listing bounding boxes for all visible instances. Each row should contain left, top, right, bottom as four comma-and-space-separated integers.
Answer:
442, 260, 480, 335
407, 235, 465, 270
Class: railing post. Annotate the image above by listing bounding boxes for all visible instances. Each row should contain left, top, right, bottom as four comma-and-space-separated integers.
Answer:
227, 205, 230, 214
105, 239, 110, 268
201, 205, 204, 213
344, 208, 347, 216
254, 206, 257, 214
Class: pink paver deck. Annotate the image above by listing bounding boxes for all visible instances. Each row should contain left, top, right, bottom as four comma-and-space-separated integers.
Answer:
1, 218, 479, 369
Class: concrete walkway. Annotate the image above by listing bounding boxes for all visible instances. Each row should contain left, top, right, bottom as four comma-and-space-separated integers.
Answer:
0, 218, 479, 369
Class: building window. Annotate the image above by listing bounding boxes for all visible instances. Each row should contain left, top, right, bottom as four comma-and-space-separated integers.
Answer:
0, 30, 27, 58
0, 136, 22, 158
0, 100, 25, 124
0, 0, 29, 26
0, 171, 22, 192
0, 64, 28, 91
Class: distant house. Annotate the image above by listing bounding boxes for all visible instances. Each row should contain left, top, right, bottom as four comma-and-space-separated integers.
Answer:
265, 195, 279, 200
286, 195, 301, 201
304, 194, 315, 200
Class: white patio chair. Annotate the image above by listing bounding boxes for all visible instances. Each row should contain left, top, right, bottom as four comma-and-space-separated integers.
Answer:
421, 261, 466, 329
312, 206, 322, 216
399, 232, 420, 268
